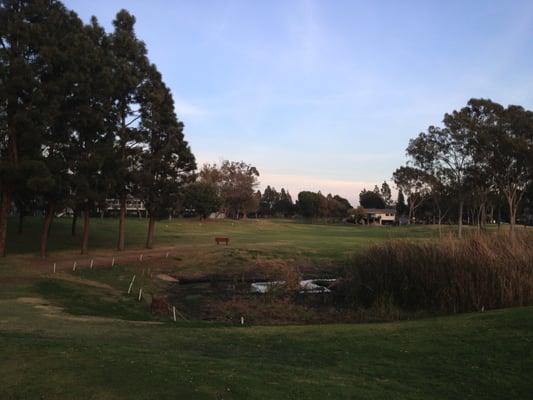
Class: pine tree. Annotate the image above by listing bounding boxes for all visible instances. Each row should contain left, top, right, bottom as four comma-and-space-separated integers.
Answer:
35, 3, 86, 257
275, 188, 294, 217
137, 64, 195, 248
396, 189, 407, 217
0, 0, 46, 256
109, 9, 148, 251
69, 17, 115, 254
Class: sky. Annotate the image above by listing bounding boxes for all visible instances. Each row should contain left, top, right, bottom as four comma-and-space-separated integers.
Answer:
65, 0, 533, 205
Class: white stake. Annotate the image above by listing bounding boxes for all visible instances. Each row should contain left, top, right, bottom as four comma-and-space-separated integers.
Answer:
127, 275, 136, 294
173, 306, 177, 322
139, 254, 143, 261
72, 261, 77, 271
90, 259, 94, 269
138, 288, 143, 301
165, 252, 169, 259
111, 257, 115, 267
53, 263, 56, 274
240, 316, 244, 325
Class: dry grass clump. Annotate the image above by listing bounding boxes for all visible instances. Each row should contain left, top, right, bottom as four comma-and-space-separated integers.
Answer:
338, 232, 533, 314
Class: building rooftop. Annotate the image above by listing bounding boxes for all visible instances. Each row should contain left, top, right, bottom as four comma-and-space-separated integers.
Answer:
363, 208, 396, 214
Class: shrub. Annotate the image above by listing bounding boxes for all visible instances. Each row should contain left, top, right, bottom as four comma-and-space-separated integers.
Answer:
337, 232, 533, 314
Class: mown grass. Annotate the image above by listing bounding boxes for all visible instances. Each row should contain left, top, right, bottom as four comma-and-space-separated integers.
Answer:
34, 279, 154, 321
1, 219, 532, 399
0, 293, 532, 399
6, 216, 445, 259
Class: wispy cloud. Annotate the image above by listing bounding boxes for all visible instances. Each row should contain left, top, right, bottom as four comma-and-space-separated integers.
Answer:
173, 96, 206, 118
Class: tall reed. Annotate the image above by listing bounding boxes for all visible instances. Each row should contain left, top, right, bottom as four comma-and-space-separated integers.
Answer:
338, 232, 533, 314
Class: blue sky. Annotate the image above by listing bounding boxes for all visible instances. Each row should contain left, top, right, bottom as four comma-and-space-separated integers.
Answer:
65, 0, 533, 205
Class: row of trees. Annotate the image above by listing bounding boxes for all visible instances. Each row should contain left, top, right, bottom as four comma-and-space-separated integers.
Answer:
180, 161, 355, 221
393, 98, 533, 236
358, 182, 393, 209
0, 1, 195, 257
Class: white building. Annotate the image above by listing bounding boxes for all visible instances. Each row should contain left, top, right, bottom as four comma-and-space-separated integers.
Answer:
363, 208, 396, 225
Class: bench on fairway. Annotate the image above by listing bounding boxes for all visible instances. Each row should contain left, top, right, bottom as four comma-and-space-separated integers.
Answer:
215, 237, 230, 245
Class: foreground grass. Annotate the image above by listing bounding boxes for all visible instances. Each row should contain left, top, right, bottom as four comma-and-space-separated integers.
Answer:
1, 290, 531, 400
1, 219, 531, 398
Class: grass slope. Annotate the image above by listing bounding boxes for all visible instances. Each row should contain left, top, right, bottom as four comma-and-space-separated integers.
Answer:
1, 292, 531, 399
1, 218, 531, 399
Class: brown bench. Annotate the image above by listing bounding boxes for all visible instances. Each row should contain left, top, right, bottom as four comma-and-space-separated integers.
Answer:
215, 237, 230, 245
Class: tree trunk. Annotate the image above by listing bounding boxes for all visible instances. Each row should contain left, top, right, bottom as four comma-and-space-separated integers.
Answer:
40, 203, 55, 258
2, 91, 20, 257
458, 200, 464, 238
480, 203, 486, 231
506, 193, 517, 235
81, 206, 90, 254
117, 195, 126, 251
437, 207, 442, 237
0, 189, 12, 257
71, 210, 78, 236
145, 214, 156, 249
18, 209, 24, 234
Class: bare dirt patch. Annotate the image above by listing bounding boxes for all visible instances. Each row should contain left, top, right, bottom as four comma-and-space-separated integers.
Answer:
14, 296, 161, 325
156, 273, 179, 282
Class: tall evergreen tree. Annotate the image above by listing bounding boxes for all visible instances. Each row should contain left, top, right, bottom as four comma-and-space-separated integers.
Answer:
36, 4, 86, 257
380, 181, 393, 207
297, 191, 320, 218
137, 64, 195, 248
396, 189, 407, 216
359, 188, 386, 209
109, 9, 148, 251
0, 0, 53, 256
275, 188, 294, 217
69, 17, 115, 254
259, 185, 279, 217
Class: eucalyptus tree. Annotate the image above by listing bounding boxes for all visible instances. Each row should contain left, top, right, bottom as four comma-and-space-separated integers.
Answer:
137, 64, 195, 248
406, 121, 476, 237
259, 185, 279, 217
218, 161, 260, 219
201, 160, 260, 219
182, 181, 221, 219
392, 166, 429, 224
406, 128, 456, 233
466, 99, 533, 232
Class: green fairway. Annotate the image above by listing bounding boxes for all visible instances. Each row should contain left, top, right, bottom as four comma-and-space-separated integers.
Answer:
0, 293, 531, 400
0, 218, 531, 399
8, 216, 445, 258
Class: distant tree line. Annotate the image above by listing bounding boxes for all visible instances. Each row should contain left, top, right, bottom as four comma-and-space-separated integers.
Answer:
0, 1, 195, 257
181, 161, 355, 222
393, 99, 533, 236
358, 182, 393, 209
